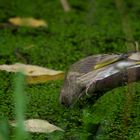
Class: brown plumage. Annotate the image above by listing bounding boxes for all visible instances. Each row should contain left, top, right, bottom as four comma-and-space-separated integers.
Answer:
60, 52, 140, 107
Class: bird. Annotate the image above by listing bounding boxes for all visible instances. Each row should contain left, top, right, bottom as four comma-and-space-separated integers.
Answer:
60, 52, 140, 107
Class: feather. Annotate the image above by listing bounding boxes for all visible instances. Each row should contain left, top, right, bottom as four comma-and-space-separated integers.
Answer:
60, 52, 140, 106
69, 54, 123, 74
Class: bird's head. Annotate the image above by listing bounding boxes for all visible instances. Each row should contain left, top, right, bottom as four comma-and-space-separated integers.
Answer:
59, 72, 83, 107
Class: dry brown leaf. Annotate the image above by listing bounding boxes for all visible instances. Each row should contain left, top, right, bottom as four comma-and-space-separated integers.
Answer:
26, 74, 64, 84
10, 119, 64, 133
9, 17, 47, 28
0, 63, 64, 84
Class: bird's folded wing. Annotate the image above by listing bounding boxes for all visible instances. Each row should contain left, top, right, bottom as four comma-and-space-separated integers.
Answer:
77, 64, 119, 87
69, 54, 123, 74
77, 60, 140, 93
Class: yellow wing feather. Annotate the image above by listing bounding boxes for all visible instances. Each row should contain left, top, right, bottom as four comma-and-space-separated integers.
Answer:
94, 57, 121, 70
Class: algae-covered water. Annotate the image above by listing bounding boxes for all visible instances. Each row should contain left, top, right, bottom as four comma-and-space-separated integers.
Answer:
0, 0, 140, 139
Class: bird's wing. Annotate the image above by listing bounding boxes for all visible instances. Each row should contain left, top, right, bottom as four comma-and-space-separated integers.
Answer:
69, 54, 123, 74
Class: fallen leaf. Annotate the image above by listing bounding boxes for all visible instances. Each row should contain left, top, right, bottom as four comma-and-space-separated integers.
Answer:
10, 119, 64, 133
0, 63, 64, 84
9, 17, 47, 28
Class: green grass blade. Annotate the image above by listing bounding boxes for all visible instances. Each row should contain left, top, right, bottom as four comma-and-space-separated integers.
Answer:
13, 72, 27, 140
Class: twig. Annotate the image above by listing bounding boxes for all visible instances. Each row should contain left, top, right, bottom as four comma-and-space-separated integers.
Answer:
60, 0, 71, 12
0, 23, 18, 29
115, 0, 136, 136
115, 0, 135, 51
134, 41, 139, 52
